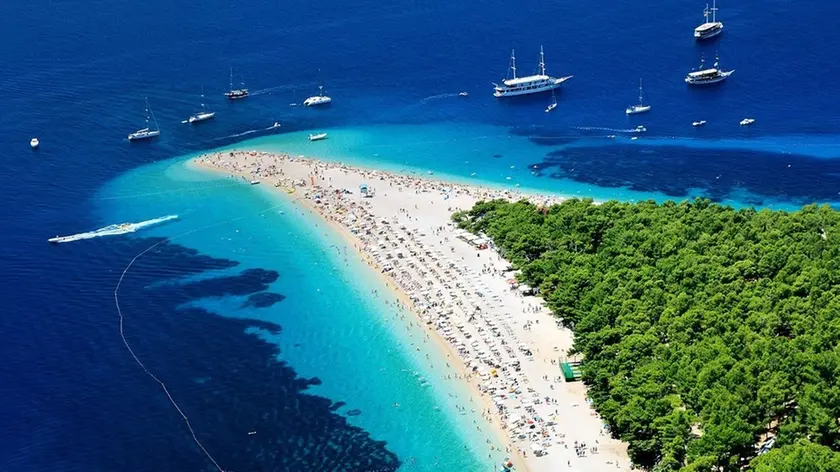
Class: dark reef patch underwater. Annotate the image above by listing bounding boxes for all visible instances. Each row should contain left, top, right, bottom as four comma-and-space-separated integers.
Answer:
1, 236, 399, 472
529, 143, 840, 205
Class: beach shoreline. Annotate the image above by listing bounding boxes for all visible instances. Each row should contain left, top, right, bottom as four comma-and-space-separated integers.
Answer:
191, 151, 631, 472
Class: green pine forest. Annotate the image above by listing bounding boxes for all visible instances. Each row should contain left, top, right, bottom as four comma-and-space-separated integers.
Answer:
453, 198, 840, 471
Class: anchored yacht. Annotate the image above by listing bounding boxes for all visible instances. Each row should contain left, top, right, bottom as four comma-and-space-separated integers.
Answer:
626, 78, 651, 115
694, 0, 724, 40
493, 46, 572, 98
685, 55, 733, 85
224, 67, 249, 100
188, 89, 216, 123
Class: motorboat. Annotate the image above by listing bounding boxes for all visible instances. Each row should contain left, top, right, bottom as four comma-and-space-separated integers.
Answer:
250, 180, 260, 185
303, 85, 332, 107
694, 0, 724, 40
740, 118, 755, 126
626, 78, 651, 115
692, 120, 707, 127
545, 90, 557, 113
308, 133, 328, 141
128, 97, 161, 141
224, 67, 249, 100
30, 137, 39, 149
459, 91, 469, 97
493, 46, 572, 98
685, 55, 733, 85
634, 125, 647, 133
268, 122, 281, 129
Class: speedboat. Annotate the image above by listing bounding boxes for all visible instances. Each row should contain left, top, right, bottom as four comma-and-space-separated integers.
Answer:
694, 0, 724, 40
308, 133, 328, 141
692, 120, 707, 127
303, 86, 332, 107
188, 110, 216, 123
459, 91, 469, 97
740, 118, 755, 126
249, 180, 260, 185
493, 46, 572, 98
545, 90, 558, 112
634, 125, 647, 133
268, 122, 281, 129
30, 137, 39, 149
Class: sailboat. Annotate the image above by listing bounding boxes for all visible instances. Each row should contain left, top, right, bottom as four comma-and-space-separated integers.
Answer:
188, 88, 216, 123
694, 0, 724, 40
224, 67, 249, 100
545, 90, 557, 113
128, 97, 160, 141
626, 79, 651, 115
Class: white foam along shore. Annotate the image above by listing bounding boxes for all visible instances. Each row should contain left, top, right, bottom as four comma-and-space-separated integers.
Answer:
194, 150, 632, 472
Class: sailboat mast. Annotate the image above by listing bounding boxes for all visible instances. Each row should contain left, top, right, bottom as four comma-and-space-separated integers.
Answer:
539, 45, 546, 76
200, 87, 206, 111
144, 97, 150, 127
229, 68, 234, 91
711, 0, 717, 23
638, 79, 644, 104
511, 50, 517, 79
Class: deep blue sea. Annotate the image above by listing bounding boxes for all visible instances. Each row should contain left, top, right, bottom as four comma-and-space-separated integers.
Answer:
3, 0, 840, 470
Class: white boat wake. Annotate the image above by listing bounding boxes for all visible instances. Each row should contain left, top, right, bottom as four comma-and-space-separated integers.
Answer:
420, 92, 461, 102
48, 215, 178, 244
573, 126, 644, 133
213, 129, 259, 141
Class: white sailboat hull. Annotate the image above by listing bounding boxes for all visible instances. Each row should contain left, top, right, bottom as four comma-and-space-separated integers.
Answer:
128, 129, 160, 141
188, 111, 216, 123
626, 105, 651, 115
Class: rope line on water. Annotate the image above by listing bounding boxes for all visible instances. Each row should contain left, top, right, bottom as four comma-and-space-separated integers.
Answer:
113, 204, 282, 472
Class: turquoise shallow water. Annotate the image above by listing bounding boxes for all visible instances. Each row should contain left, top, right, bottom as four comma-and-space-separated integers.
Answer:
220, 122, 840, 211
96, 157, 506, 471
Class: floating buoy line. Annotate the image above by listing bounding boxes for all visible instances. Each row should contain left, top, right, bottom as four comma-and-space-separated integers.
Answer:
113, 203, 281, 471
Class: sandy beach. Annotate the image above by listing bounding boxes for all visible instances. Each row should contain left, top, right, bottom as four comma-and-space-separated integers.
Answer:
194, 150, 631, 472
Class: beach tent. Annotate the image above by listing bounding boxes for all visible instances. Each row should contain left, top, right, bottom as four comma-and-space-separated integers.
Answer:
561, 361, 583, 382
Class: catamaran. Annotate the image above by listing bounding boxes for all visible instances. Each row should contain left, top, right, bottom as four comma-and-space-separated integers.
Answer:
685, 55, 733, 85
493, 46, 572, 98
303, 85, 332, 107
224, 67, 249, 100
128, 97, 161, 141
694, 0, 724, 40
188, 89, 216, 123
626, 79, 651, 115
